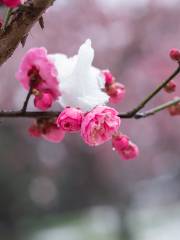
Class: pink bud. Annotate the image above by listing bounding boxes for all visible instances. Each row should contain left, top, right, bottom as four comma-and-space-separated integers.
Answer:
57, 107, 84, 132
168, 102, 180, 116
102, 69, 115, 85
112, 133, 139, 160
108, 82, 125, 104
34, 92, 53, 110
112, 134, 129, 152
120, 142, 139, 160
169, 48, 180, 61
164, 81, 176, 93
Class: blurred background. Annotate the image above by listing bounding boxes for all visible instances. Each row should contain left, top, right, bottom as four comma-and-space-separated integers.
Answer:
0, 0, 180, 239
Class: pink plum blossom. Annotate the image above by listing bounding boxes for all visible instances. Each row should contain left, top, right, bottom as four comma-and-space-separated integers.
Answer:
112, 134, 129, 152
16, 47, 60, 110
57, 107, 84, 132
81, 106, 121, 146
112, 134, 139, 160
29, 118, 65, 143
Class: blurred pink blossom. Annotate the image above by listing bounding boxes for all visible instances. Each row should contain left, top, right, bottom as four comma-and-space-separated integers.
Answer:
29, 119, 65, 143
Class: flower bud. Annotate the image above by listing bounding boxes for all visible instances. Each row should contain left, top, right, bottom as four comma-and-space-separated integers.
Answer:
112, 134, 129, 152
34, 92, 53, 110
112, 133, 139, 160
169, 48, 180, 61
57, 107, 84, 132
168, 102, 180, 116
164, 81, 176, 93
120, 142, 139, 160
107, 82, 125, 104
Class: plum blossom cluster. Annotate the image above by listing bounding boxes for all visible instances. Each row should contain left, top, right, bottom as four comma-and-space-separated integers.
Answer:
0, 0, 24, 8
16, 39, 139, 160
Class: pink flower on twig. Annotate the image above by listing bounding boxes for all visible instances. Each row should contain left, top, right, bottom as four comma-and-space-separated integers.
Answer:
81, 106, 120, 146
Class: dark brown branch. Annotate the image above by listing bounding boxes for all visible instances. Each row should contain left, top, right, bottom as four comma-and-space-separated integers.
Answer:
0, 0, 55, 66
21, 87, 33, 112
0, 98, 179, 120
0, 111, 59, 118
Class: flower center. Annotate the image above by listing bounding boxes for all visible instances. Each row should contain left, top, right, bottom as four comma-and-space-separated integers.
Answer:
28, 65, 44, 88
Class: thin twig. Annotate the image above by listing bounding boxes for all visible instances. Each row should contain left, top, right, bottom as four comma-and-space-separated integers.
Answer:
119, 65, 180, 118
21, 87, 33, 112
134, 98, 180, 119
0, 111, 59, 118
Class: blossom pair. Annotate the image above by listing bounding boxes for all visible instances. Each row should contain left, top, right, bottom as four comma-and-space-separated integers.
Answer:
168, 98, 180, 116
30, 105, 120, 146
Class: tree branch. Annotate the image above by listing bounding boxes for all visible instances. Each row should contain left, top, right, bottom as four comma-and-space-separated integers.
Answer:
118, 65, 180, 118
0, 0, 55, 66
0, 110, 59, 118
134, 98, 180, 119
0, 98, 179, 119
